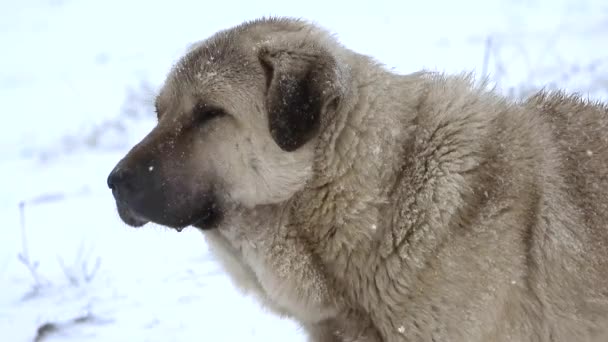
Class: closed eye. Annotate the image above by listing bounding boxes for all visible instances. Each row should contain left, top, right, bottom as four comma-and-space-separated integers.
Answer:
192, 103, 226, 124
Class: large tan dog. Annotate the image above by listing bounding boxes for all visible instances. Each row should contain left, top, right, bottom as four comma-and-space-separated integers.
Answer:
107, 17, 608, 341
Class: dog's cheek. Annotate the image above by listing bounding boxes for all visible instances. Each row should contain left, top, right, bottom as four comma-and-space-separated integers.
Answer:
207, 141, 255, 208
226, 139, 262, 207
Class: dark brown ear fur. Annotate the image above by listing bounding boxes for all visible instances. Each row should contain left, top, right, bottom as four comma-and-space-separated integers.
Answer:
259, 46, 339, 151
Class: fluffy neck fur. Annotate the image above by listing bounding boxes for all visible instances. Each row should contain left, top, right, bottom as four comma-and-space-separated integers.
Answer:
288, 54, 535, 335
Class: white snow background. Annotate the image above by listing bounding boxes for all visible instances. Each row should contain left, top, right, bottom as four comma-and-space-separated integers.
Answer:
0, 0, 606, 341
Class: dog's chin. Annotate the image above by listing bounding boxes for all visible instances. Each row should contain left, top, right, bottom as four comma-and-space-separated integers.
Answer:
114, 194, 222, 232
117, 204, 150, 227
116, 203, 221, 232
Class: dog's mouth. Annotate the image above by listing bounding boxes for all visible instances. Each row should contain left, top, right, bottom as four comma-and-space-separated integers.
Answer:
114, 197, 222, 232
108, 160, 223, 232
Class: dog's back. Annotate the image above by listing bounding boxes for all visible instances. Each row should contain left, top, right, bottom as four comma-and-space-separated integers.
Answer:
360, 77, 608, 341
521, 93, 608, 341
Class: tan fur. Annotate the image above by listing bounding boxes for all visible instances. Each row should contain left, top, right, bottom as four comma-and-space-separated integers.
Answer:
133, 18, 608, 341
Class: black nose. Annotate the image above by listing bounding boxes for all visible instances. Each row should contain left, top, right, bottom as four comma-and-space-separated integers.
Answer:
107, 166, 133, 190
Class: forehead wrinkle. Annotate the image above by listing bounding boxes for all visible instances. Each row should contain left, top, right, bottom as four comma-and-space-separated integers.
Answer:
160, 25, 272, 118
169, 46, 241, 92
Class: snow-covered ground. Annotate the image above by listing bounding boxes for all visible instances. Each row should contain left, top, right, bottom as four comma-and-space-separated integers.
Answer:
1, 0, 606, 341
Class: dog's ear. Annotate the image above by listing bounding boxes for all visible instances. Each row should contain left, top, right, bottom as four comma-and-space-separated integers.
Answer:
259, 46, 341, 152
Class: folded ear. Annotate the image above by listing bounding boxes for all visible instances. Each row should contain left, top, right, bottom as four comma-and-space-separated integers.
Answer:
259, 46, 341, 151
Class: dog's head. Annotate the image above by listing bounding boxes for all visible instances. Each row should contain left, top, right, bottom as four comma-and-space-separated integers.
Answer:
107, 17, 349, 231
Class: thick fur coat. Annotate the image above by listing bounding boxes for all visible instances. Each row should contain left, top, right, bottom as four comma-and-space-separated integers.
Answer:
108, 17, 608, 341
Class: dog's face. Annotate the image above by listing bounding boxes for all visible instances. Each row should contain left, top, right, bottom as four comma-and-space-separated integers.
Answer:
107, 18, 345, 231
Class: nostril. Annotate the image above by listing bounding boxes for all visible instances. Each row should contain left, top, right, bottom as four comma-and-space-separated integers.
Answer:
107, 172, 115, 189
107, 169, 119, 189
107, 166, 131, 190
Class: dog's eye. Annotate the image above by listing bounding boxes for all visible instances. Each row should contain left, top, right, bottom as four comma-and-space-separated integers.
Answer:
193, 104, 226, 124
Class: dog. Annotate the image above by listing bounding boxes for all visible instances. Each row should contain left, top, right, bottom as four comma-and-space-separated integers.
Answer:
107, 17, 608, 341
